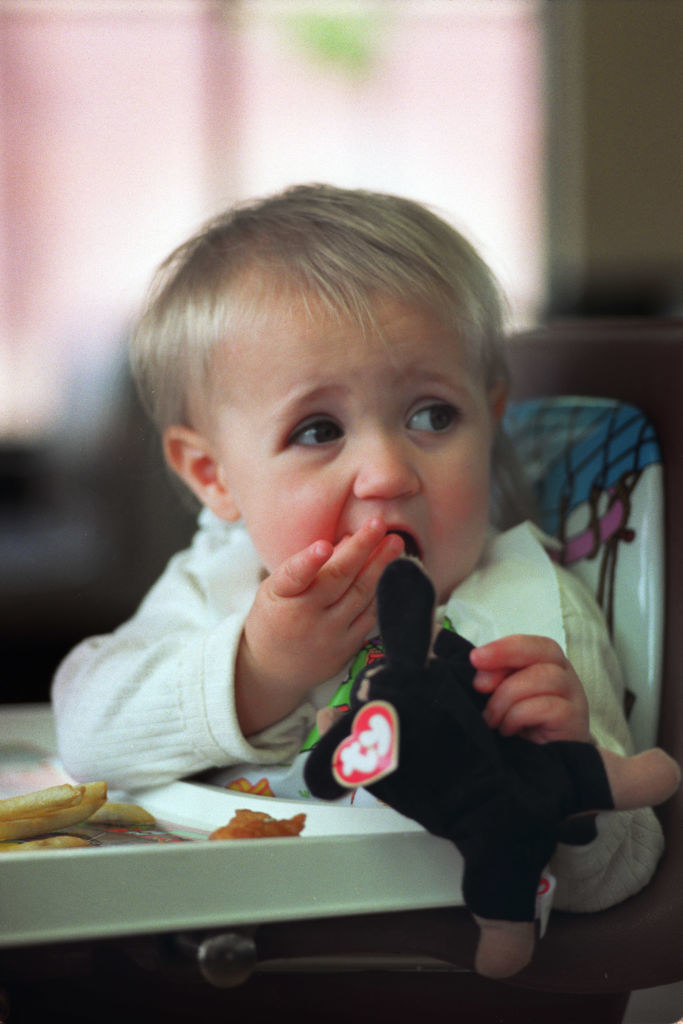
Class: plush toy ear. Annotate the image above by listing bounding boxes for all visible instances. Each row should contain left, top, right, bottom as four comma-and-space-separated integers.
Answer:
376, 557, 436, 669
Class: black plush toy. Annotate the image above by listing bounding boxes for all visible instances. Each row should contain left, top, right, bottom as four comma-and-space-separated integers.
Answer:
304, 557, 680, 978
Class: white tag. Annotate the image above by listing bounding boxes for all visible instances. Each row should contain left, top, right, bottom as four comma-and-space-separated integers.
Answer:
535, 870, 556, 937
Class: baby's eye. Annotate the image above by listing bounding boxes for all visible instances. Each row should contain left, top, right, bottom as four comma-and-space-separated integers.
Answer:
408, 403, 457, 433
289, 417, 343, 447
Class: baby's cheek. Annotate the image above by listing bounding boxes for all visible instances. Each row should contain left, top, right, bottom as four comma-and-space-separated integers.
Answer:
251, 509, 337, 574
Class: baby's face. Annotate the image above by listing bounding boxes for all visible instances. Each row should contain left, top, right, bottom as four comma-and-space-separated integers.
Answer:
205, 293, 504, 602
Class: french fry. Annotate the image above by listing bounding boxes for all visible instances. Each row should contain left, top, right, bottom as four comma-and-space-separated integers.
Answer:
86, 801, 155, 826
0, 784, 82, 821
0, 782, 107, 842
0, 835, 90, 853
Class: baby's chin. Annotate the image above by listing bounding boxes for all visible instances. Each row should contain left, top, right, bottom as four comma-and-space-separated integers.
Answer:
429, 532, 491, 605
430, 561, 478, 606
435, 580, 459, 606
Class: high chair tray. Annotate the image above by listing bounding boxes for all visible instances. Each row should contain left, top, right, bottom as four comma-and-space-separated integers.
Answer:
0, 704, 466, 948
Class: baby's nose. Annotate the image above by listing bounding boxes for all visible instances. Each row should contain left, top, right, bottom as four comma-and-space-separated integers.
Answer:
352, 436, 420, 501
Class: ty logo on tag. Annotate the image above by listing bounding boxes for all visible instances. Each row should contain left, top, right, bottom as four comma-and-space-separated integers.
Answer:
332, 700, 399, 788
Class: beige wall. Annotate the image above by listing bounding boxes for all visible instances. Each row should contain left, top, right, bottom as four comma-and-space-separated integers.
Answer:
545, 0, 682, 313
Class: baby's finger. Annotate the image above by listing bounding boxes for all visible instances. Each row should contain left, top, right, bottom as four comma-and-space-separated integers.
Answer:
471, 635, 568, 672
343, 531, 406, 626
482, 662, 571, 731
269, 540, 334, 598
318, 519, 393, 603
494, 694, 577, 742
472, 668, 508, 694
344, 600, 379, 647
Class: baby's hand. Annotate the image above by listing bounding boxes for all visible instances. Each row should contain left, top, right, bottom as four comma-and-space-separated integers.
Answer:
235, 519, 404, 736
469, 635, 590, 744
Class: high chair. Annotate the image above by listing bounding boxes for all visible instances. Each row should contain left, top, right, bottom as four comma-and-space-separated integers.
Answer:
1, 319, 681, 1023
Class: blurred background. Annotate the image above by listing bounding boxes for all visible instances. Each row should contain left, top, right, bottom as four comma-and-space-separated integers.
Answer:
1, 0, 681, 703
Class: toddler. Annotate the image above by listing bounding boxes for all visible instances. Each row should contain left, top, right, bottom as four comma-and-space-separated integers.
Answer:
53, 184, 665, 913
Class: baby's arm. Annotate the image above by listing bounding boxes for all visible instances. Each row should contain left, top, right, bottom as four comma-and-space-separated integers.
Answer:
53, 516, 402, 791
52, 520, 313, 791
235, 518, 404, 736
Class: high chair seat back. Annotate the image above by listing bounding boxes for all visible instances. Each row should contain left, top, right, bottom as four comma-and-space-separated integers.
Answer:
503, 396, 664, 752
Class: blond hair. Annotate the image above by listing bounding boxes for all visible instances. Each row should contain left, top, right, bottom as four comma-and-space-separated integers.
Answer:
131, 183, 509, 431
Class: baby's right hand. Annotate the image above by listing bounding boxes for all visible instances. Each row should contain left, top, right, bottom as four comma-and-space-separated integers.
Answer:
235, 519, 404, 736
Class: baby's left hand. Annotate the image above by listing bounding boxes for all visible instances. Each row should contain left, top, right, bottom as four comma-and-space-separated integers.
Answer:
470, 635, 590, 744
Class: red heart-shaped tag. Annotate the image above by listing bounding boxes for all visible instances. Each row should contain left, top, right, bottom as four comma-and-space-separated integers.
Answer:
332, 700, 399, 788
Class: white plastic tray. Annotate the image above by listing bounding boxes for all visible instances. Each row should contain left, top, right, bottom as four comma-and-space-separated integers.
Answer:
0, 704, 466, 948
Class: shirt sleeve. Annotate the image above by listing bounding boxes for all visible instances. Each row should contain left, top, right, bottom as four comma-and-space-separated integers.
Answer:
52, 517, 315, 792
549, 565, 665, 912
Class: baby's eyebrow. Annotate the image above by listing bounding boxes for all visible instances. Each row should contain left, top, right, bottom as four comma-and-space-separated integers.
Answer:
273, 382, 348, 413
393, 366, 476, 399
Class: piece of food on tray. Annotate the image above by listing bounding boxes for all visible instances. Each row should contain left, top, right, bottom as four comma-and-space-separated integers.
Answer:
0, 781, 107, 841
86, 801, 156, 826
209, 808, 306, 839
0, 835, 90, 853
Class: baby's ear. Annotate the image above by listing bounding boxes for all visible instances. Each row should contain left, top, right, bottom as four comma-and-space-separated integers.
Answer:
489, 378, 508, 424
163, 425, 240, 522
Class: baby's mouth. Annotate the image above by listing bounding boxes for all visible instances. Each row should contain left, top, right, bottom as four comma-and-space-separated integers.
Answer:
388, 529, 422, 561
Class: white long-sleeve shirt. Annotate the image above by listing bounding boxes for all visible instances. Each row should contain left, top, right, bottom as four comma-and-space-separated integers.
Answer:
52, 513, 665, 912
